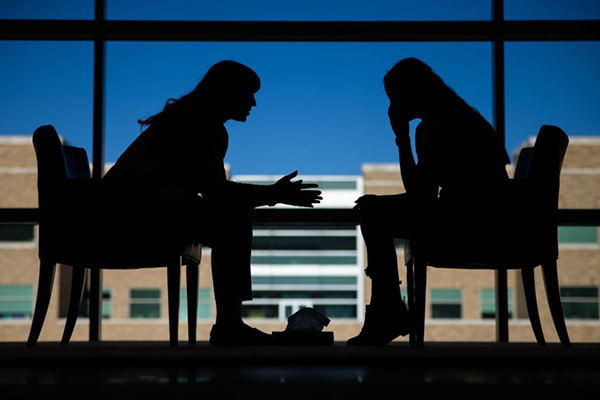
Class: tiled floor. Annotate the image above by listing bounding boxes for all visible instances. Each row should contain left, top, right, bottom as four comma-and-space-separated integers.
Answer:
2, 341, 599, 399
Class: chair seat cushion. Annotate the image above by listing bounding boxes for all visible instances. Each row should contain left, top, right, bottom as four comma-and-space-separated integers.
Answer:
404, 224, 554, 269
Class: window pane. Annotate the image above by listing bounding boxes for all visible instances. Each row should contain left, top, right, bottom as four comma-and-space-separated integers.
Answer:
506, 42, 600, 169
251, 255, 357, 265
431, 289, 462, 301
78, 289, 112, 319
561, 286, 599, 319
561, 287, 598, 298
314, 305, 356, 319
0, 285, 33, 318
130, 304, 160, 319
480, 289, 514, 319
431, 304, 461, 319
431, 289, 462, 319
253, 291, 356, 299
252, 276, 357, 285
506, 0, 600, 20
0, 225, 34, 242
131, 289, 160, 299
107, 0, 490, 21
180, 288, 213, 320
559, 226, 598, 245
242, 305, 278, 319
252, 236, 357, 250
130, 289, 161, 318
0, 0, 94, 19
0, 41, 93, 199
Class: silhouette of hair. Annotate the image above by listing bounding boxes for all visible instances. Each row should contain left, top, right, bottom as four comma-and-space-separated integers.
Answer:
139, 60, 260, 128
385, 57, 510, 165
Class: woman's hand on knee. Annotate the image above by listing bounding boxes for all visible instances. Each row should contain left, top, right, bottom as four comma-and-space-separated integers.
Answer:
353, 194, 378, 213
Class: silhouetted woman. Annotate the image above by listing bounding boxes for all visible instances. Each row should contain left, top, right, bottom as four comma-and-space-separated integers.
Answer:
104, 60, 321, 345
348, 57, 510, 345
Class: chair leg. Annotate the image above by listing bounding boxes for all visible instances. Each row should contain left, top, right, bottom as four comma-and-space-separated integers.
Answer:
167, 261, 181, 346
495, 269, 509, 343
61, 267, 87, 345
542, 260, 571, 346
521, 267, 546, 345
405, 257, 416, 346
27, 260, 57, 346
89, 269, 103, 342
414, 257, 427, 347
186, 262, 199, 345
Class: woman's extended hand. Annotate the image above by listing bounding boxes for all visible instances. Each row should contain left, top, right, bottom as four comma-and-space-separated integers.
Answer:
271, 171, 322, 207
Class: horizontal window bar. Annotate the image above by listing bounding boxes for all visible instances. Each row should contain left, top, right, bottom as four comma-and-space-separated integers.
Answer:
1, 208, 600, 226
1, 20, 600, 41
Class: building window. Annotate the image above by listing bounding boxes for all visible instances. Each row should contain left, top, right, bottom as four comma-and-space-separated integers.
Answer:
558, 226, 598, 246
480, 289, 513, 319
77, 288, 112, 319
179, 288, 212, 320
430, 289, 462, 319
0, 225, 34, 243
0, 285, 33, 319
246, 275, 358, 320
561, 287, 599, 320
130, 289, 161, 319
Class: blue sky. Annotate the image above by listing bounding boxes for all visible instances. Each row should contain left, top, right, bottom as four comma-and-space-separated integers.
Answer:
1, 1, 600, 176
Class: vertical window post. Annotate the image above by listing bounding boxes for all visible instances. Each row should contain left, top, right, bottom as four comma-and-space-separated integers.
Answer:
89, 0, 106, 342
492, 0, 508, 343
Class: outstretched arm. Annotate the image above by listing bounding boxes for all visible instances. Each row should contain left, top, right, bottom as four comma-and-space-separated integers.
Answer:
221, 171, 322, 209
256, 171, 322, 208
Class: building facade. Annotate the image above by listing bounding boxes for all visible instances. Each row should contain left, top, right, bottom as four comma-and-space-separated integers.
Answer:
1, 135, 599, 343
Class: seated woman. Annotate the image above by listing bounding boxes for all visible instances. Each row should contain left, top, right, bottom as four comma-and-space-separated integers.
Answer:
348, 57, 510, 345
103, 60, 322, 345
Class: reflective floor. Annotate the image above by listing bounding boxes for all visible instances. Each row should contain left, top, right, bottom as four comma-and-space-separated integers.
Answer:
2, 341, 600, 399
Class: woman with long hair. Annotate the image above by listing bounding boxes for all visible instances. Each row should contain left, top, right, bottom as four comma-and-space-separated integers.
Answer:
104, 60, 322, 345
348, 57, 510, 345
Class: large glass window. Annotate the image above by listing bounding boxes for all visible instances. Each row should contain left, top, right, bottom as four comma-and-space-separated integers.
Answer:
0, 0, 94, 19
0, 41, 93, 168
105, 42, 491, 175
506, 41, 600, 165
0, 285, 33, 319
130, 289, 161, 319
430, 289, 462, 319
505, 0, 600, 21
561, 287, 599, 319
106, 0, 491, 21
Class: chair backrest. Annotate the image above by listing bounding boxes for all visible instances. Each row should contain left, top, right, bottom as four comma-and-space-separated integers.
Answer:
515, 125, 569, 260
32, 125, 91, 210
527, 125, 569, 210
33, 125, 92, 259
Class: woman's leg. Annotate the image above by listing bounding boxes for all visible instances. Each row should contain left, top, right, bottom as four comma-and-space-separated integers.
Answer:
360, 194, 412, 309
348, 194, 414, 345
205, 211, 253, 328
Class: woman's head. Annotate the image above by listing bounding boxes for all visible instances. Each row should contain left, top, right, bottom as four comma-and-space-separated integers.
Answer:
139, 60, 260, 127
195, 61, 260, 121
384, 57, 458, 119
